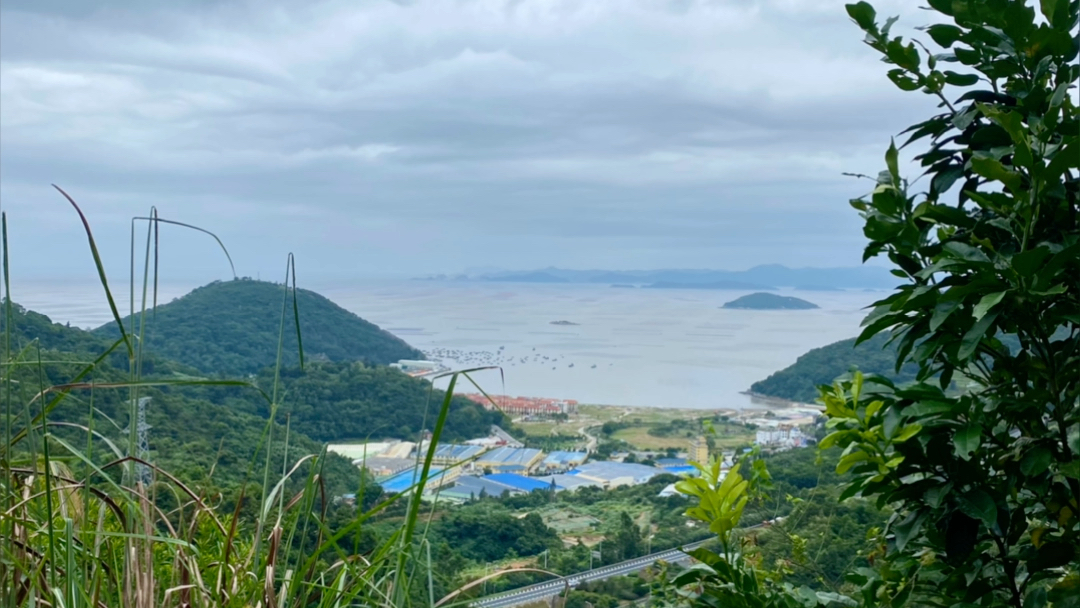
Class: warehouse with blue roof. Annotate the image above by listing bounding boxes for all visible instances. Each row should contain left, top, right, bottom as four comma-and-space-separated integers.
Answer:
540, 451, 588, 473
474, 447, 544, 473
378, 465, 456, 494
483, 473, 558, 492
568, 461, 661, 488
430, 443, 486, 465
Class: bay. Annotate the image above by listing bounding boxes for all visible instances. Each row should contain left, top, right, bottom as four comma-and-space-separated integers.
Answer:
13, 279, 880, 410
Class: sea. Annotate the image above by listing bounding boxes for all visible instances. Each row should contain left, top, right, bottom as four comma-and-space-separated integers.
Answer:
13, 280, 882, 410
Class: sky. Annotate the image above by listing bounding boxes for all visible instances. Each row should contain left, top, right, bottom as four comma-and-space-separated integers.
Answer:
0, 0, 938, 282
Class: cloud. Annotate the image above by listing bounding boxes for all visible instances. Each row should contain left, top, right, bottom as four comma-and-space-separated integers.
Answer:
0, 0, 934, 280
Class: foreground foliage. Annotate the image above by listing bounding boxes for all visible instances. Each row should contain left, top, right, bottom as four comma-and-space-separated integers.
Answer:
659, 0, 1079, 606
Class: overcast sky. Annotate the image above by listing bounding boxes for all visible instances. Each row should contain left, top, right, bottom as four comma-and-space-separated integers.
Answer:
1, 0, 936, 282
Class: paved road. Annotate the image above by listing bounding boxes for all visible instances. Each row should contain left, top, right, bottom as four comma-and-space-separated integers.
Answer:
470, 538, 714, 608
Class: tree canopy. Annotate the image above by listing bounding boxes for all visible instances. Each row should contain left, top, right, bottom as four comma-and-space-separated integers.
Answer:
660, 1, 1080, 606
94, 278, 422, 376
750, 333, 919, 402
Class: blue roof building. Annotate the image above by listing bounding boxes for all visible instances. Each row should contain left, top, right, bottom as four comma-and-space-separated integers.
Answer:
540, 451, 588, 472
433, 444, 485, 462
378, 466, 452, 494
568, 461, 662, 488
483, 473, 558, 493
475, 447, 545, 472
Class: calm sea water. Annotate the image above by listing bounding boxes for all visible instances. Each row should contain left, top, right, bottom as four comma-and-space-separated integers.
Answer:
14, 280, 881, 410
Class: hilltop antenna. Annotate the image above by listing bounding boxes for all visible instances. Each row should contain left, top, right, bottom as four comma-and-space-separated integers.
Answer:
125, 397, 153, 486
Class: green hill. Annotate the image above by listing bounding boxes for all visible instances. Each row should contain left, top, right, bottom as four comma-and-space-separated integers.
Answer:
749, 334, 917, 402
211, 362, 506, 443
722, 292, 818, 310
0, 300, 110, 354
94, 279, 422, 376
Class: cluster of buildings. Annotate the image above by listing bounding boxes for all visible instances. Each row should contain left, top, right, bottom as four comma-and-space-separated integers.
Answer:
330, 427, 722, 504
754, 425, 809, 449
462, 393, 578, 417
745, 407, 820, 450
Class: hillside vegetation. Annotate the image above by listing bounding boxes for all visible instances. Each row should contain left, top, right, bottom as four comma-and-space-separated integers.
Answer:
0, 300, 110, 354
749, 333, 917, 402
94, 278, 422, 376
210, 361, 506, 442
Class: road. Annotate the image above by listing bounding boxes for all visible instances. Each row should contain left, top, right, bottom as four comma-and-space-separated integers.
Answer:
470, 538, 714, 608
579, 424, 598, 453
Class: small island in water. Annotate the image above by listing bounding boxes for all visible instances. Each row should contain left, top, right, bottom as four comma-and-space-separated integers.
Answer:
722, 292, 819, 310
550, 320, 580, 326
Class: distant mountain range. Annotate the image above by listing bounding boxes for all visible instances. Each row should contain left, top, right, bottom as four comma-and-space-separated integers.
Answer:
417, 265, 895, 290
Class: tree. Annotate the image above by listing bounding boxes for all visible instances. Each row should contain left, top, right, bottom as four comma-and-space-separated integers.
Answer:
820, 0, 1079, 605
657, 1, 1079, 606
613, 512, 643, 561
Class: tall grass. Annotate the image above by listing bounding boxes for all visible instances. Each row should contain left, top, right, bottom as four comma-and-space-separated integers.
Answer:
0, 189, 511, 607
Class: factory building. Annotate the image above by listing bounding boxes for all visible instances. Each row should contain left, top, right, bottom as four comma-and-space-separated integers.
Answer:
423, 443, 487, 466
566, 461, 662, 489
534, 474, 601, 491
474, 447, 545, 473
378, 465, 459, 495
655, 457, 699, 477
539, 451, 588, 473
754, 425, 808, 449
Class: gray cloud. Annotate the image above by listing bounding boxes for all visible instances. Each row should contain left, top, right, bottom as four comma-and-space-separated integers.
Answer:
1, 0, 935, 281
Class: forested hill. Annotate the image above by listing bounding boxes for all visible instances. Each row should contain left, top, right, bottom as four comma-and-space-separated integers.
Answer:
214, 362, 507, 442
0, 301, 110, 354
93, 279, 422, 376
749, 333, 918, 403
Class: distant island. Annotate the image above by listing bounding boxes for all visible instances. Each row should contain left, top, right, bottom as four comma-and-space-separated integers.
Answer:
721, 293, 819, 310
550, 320, 580, 326
610, 284, 637, 288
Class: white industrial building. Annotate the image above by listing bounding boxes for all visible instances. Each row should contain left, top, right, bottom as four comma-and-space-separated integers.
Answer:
754, 425, 808, 449
566, 461, 662, 489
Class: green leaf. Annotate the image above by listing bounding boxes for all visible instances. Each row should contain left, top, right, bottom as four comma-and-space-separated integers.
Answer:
1012, 246, 1051, 278
943, 71, 979, 86
970, 156, 1023, 192
931, 299, 961, 331
887, 69, 922, 91
1049, 81, 1069, 108
959, 311, 998, 360
845, 2, 877, 30
1048, 574, 1080, 607
837, 451, 872, 475
972, 291, 1006, 320
1020, 446, 1052, 477
1039, 0, 1069, 27
893, 424, 922, 443
943, 241, 991, 264
954, 423, 982, 460
959, 489, 997, 527
885, 139, 899, 181
925, 24, 963, 47
892, 511, 926, 552
1061, 461, 1080, 480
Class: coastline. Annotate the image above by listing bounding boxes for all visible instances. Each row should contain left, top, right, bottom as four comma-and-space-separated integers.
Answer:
739, 391, 824, 411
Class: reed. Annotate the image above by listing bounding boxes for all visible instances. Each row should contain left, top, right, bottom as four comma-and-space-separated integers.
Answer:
0, 188, 520, 607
